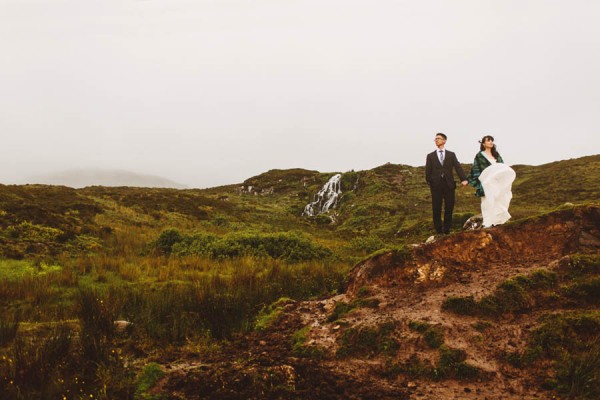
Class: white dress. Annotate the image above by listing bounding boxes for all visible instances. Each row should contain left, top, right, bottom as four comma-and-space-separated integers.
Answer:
478, 155, 516, 227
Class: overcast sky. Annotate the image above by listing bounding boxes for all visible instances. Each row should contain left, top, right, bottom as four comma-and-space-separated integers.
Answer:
1, 0, 599, 188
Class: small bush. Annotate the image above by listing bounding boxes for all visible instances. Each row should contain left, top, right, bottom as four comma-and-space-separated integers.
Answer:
153, 229, 184, 255
561, 254, 600, 278
4, 221, 63, 242
340, 170, 359, 192
382, 354, 435, 379
136, 362, 165, 398
434, 345, 481, 381
563, 277, 600, 305
155, 231, 333, 262
327, 301, 356, 323
348, 235, 386, 254
408, 321, 445, 349
336, 321, 398, 358
327, 297, 380, 323
313, 214, 333, 225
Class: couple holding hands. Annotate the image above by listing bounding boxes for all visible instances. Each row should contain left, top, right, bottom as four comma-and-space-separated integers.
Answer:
425, 132, 516, 235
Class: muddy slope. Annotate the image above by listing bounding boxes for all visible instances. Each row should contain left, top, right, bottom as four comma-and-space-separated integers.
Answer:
154, 205, 599, 400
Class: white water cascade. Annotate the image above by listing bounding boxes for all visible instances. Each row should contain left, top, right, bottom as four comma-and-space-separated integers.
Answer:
302, 174, 342, 217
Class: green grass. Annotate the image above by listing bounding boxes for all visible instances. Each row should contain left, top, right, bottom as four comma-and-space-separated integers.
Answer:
136, 362, 165, 399
0, 259, 63, 281
327, 297, 380, 323
509, 311, 600, 399
382, 345, 483, 382
255, 297, 294, 331
442, 269, 561, 317
291, 326, 325, 359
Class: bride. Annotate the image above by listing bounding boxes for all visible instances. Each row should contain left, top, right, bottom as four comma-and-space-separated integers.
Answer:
467, 135, 516, 228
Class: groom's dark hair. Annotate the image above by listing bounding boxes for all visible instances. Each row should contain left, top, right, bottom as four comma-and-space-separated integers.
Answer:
436, 132, 447, 140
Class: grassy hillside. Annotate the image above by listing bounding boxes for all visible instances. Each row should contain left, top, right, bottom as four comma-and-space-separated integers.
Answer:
1, 155, 599, 260
0, 155, 598, 398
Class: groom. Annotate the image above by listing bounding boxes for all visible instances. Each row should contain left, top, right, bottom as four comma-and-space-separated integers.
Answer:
425, 133, 468, 234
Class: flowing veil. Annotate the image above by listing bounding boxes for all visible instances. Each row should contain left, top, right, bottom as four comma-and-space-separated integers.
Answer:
479, 163, 516, 227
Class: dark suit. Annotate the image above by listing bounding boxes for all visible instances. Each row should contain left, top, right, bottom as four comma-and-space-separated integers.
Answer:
425, 149, 467, 234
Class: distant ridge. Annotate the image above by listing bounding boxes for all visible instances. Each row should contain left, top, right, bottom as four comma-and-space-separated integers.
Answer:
22, 168, 188, 189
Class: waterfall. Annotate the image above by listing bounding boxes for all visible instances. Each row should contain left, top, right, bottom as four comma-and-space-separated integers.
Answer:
302, 174, 342, 217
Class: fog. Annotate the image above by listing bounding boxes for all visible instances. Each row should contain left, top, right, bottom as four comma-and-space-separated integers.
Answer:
1, 0, 599, 188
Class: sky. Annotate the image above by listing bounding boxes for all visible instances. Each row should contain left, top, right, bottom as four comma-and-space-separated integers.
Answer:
1, 0, 599, 188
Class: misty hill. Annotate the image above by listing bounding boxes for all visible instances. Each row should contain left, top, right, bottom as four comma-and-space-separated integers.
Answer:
21, 168, 187, 189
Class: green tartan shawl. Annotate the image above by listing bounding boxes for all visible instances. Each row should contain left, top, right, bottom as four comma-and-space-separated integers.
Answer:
467, 151, 504, 197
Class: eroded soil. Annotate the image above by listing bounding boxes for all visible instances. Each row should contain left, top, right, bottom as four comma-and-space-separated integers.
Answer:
153, 206, 600, 399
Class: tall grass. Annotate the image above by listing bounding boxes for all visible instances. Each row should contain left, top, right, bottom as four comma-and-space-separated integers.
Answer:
114, 257, 348, 340
0, 319, 18, 346
0, 323, 74, 399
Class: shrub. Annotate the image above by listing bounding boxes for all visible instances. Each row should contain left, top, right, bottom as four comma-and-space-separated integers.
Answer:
153, 228, 184, 255
434, 345, 481, 381
327, 297, 380, 323
173, 232, 218, 257
336, 321, 398, 358
340, 171, 359, 192
313, 214, 333, 225
348, 235, 386, 254
4, 221, 63, 242
160, 231, 333, 262
408, 321, 445, 349
327, 302, 356, 323
564, 277, 600, 305
441, 296, 479, 316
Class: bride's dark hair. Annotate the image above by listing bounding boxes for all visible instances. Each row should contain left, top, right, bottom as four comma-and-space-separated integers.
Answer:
479, 135, 500, 159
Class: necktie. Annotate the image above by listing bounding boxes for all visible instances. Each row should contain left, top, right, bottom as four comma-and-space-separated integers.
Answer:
439, 150, 444, 164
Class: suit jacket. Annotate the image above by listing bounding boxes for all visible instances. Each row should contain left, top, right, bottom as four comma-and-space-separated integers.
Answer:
425, 149, 467, 189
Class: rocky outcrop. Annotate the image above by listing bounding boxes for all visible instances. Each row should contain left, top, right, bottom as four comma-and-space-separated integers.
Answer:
346, 205, 600, 297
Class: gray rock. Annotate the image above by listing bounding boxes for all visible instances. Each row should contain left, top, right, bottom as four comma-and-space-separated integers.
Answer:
463, 215, 484, 230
